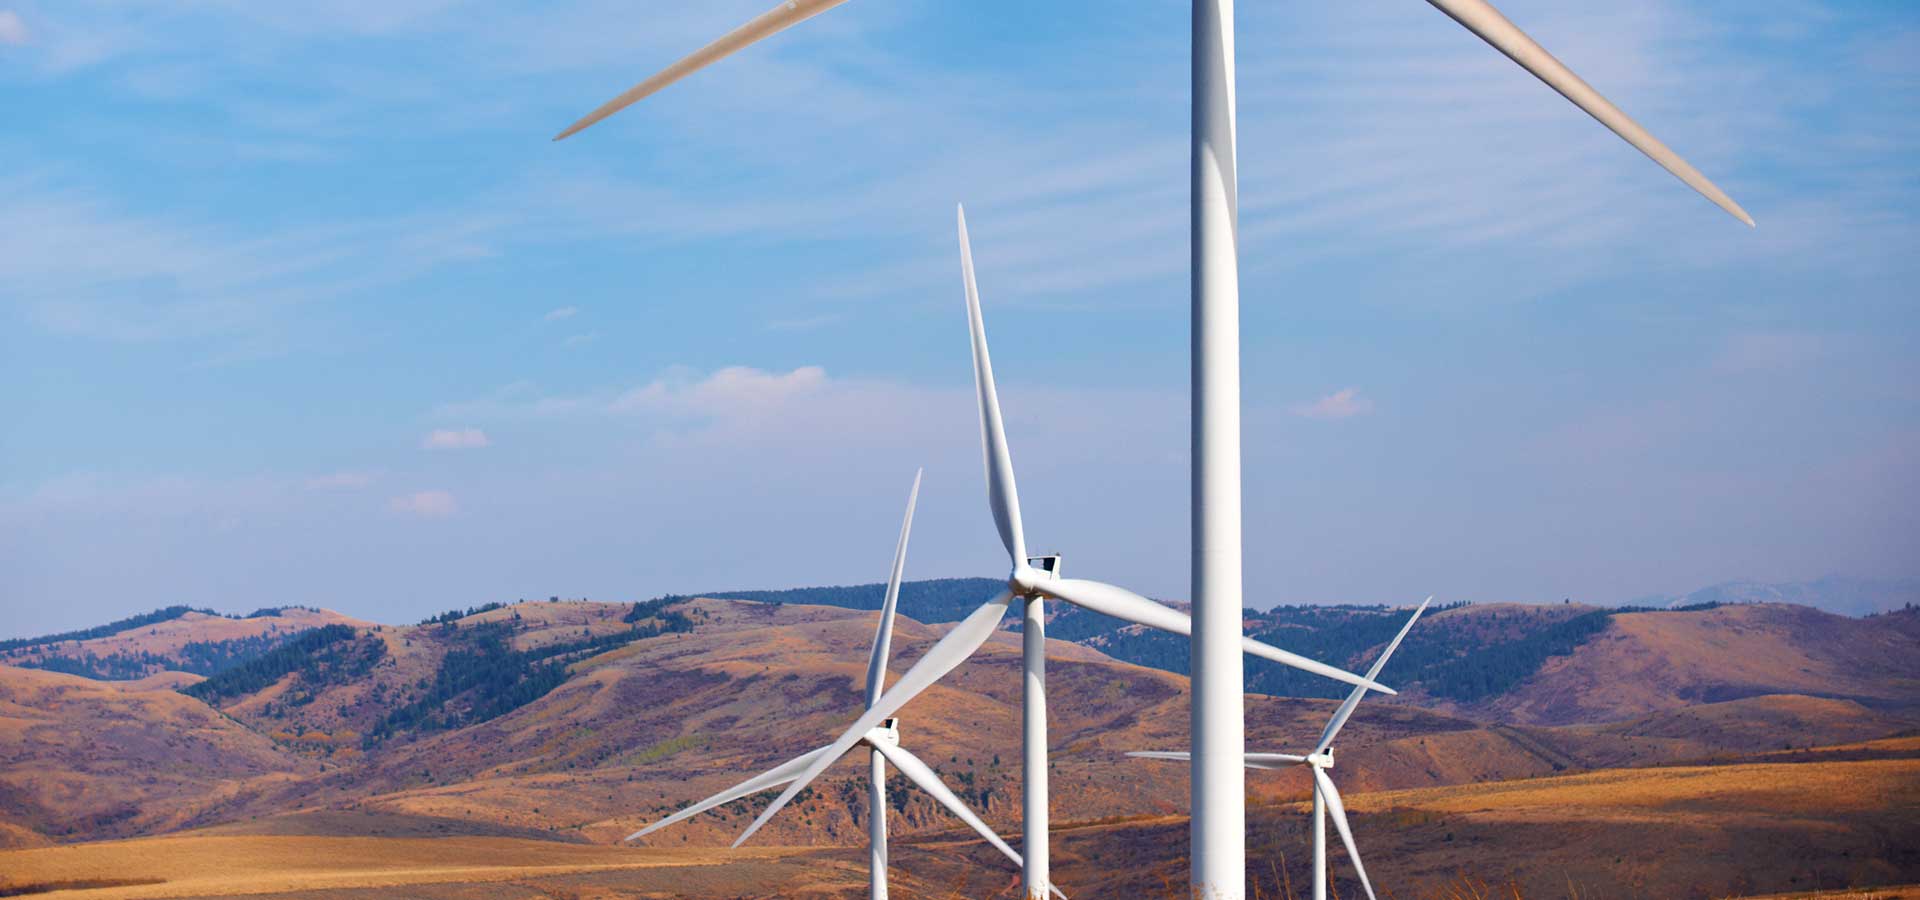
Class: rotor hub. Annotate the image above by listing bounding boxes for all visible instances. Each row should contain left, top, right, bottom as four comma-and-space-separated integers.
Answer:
1010, 554, 1062, 597
863, 717, 901, 749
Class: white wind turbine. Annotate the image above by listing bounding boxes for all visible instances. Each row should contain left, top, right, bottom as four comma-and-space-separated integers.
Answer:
1130, 597, 1432, 900
555, 3, 1753, 896
624, 470, 1051, 900
705, 206, 1389, 900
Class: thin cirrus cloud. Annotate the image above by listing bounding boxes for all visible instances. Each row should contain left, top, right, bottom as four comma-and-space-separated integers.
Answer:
544, 306, 579, 322
0, 10, 28, 46
305, 471, 375, 490
439, 365, 835, 423
421, 427, 491, 450
1292, 388, 1373, 420
389, 490, 457, 518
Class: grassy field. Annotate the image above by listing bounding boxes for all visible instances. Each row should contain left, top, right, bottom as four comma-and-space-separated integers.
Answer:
0, 834, 828, 899
4, 751, 1911, 900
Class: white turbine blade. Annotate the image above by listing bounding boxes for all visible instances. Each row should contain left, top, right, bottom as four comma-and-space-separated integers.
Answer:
872, 741, 1024, 872
554, 0, 853, 141
957, 204, 1028, 566
626, 743, 833, 841
1314, 597, 1432, 755
1245, 752, 1310, 769
1312, 768, 1379, 900
1424, 0, 1754, 226
1128, 750, 1306, 770
1031, 578, 1393, 694
733, 591, 1014, 847
866, 468, 923, 707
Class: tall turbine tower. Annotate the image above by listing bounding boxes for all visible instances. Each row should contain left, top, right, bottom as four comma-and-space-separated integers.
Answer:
1133, 597, 1432, 900
683, 207, 1387, 900
553, 4, 1754, 896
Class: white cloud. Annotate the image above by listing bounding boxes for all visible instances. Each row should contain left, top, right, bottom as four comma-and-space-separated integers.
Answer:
0, 10, 28, 46
544, 306, 578, 322
611, 366, 829, 417
305, 471, 374, 490
421, 427, 491, 450
1292, 388, 1373, 420
389, 490, 457, 518
562, 332, 597, 347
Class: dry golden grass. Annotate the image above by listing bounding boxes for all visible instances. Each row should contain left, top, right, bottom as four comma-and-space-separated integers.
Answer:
0, 834, 802, 898
1473, 604, 1920, 725
1333, 757, 1920, 828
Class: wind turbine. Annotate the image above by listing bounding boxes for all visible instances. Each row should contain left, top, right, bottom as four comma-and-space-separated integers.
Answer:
1131, 597, 1432, 900
554, 3, 1753, 896
624, 470, 1048, 899
700, 206, 1388, 900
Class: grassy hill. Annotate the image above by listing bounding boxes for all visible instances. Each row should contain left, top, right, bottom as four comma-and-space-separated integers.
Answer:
0, 594, 1914, 898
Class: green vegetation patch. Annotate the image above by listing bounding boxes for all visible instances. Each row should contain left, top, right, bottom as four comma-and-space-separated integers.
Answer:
0, 606, 211, 653
183, 625, 383, 704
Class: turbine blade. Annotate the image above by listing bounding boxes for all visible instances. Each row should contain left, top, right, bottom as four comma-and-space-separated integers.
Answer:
866, 468, 923, 706
1424, 0, 1754, 226
1031, 578, 1393, 694
1245, 752, 1310, 769
733, 591, 1015, 847
1128, 750, 1306, 770
873, 741, 1025, 872
957, 204, 1028, 566
626, 743, 834, 841
1314, 597, 1432, 755
1312, 768, 1379, 900
554, 0, 853, 140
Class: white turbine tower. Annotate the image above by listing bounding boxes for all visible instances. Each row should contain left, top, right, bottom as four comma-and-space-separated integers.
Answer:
1131, 597, 1432, 900
624, 470, 1048, 899
706, 206, 1389, 900
554, 4, 1752, 897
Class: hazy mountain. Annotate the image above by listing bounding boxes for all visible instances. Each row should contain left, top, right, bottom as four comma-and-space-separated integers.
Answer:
1630, 575, 1920, 617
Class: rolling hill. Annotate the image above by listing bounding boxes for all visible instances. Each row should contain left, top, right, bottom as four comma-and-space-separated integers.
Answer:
0, 592, 1914, 898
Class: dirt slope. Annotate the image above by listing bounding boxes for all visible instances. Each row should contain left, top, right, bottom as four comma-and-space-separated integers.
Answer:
1447, 603, 1920, 725
0, 665, 317, 840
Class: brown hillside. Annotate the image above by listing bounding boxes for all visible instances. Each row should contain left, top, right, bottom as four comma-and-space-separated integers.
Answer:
247, 600, 1918, 849
1441, 603, 1920, 725
0, 665, 317, 841
0, 608, 368, 671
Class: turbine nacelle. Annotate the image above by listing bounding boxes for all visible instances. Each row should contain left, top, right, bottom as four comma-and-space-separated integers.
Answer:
1009, 556, 1060, 597
863, 718, 902, 749
1306, 751, 1335, 771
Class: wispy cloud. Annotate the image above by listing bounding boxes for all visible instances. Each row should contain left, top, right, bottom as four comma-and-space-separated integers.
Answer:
1292, 388, 1373, 420
544, 306, 579, 322
0, 177, 501, 348
421, 427, 491, 450
562, 331, 597, 347
0, 10, 29, 46
389, 489, 457, 518
611, 366, 829, 417
305, 471, 375, 490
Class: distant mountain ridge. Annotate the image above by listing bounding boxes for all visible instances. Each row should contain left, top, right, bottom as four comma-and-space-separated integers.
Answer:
0, 595, 1913, 856
1629, 575, 1920, 617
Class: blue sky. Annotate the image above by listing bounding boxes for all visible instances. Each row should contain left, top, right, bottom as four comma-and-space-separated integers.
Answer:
2, 0, 1916, 638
